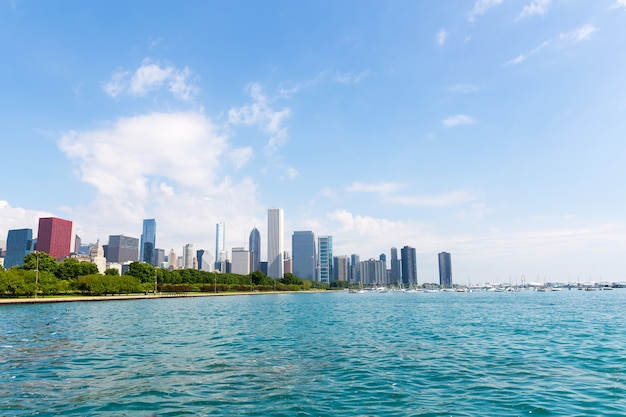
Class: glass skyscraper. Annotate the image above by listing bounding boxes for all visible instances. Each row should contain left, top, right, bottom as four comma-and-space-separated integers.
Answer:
267, 208, 284, 279
401, 245, 417, 287
140, 219, 157, 265
292, 231, 315, 280
4, 228, 33, 268
317, 236, 333, 283
390, 247, 401, 285
438, 252, 452, 288
107, 235, 139, 263
249, 227, 261, 273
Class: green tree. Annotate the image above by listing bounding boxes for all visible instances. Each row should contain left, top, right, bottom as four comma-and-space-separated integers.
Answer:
125, 262, 156, 283
105, 268, 119, 276
281, 273, 303, 286
23, 252, 58, 273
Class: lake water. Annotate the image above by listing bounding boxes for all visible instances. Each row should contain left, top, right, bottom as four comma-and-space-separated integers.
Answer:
1, 290, 625, 416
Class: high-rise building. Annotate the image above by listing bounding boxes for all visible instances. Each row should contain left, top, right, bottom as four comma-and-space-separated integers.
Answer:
350, 254, 360, 284
359, 258, 386, 285
4, 228, 33, 268
333, 255, 349, 281
168, 248, 177, 270
197, 249, 214, 272
267, 208, 284, 279
215, 222, 225, 265
249, 227, 261, 272
183, 243, 194, 269
292, 231, 316, 280
231, 247, 250, 275
107, 235, 139, 263
90, 240, 106, 273
390, 247, 401, 285
438, 252, 452, 288
317, 236, 333, 283
140, 219, 157, 265
401, 246, 417, 286
37, 217, 74, 259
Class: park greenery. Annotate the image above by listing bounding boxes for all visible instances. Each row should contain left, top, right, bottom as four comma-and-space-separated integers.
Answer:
0, 252, 330, 298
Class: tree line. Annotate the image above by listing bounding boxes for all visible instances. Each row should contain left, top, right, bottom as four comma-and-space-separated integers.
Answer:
0, 252, 327, 298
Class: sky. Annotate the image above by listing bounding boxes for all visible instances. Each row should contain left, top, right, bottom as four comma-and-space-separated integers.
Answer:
1, 0, 626, 284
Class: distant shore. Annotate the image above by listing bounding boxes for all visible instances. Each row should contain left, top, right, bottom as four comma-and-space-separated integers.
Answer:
0, 291, 310, 305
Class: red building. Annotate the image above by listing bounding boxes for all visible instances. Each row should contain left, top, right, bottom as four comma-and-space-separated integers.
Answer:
36, 217, 74, 259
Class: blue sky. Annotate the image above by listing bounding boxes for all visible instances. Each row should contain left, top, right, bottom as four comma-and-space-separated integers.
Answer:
2, 0, 626, 284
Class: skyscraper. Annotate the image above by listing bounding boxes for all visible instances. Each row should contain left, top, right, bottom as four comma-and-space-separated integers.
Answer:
350, 254, 360, 284
107, 235, 139, 263
4, 228, 33, 268
317, 236, 333, 283
140, 219, 157, 265
37, 217, 74, 259
438, 252, 452, 288
390, 247, 401, 285
401, 246, 417, 287
183, 243, 194, 269
334, 255, 349, 281
231, 247, 251, 275
215, 222, 225, 269
267, 208, 284, 279
292, 231, 316, 280
249, 227, 261, 272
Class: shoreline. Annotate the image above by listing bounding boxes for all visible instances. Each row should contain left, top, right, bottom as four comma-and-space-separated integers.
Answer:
0, 291, 316, 305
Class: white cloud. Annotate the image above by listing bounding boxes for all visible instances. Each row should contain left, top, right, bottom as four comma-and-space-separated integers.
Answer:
333, 70, 371, 84
610, 0, 626, 10
387, 190, 478, 207
518, 0, 551, 20
103, 58, 198, 101
506, 25, 594, 66
442, 114, 476, 127
558, 24, 595, 46
56, 111, 262, 250
229, 147, 253, 170
468, 0, 504, 22
0, 200, 54, 239
436, 29, 448, 46
346, 181, 404, 195
286, 167, 298, 180
228, 83, 291, 153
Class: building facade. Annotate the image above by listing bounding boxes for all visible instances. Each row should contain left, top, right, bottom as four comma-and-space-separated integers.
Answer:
4, 228, 33, 268
359, 258, 386, 286
438, 252, 453, 288
350, 254, 360, 284
390, 247, 401, 286
292, 231, 316, 280
249, 227, 261, 273
183, 243, 194, 269
317, 236, 333, 283
333, 255, 350, 281
231, 247, 251, 275
400, 245, 417, 287
267, 208, 284, 279
36, 217, 74, 259
107, 235, 139, 263
140, 219, 157, 265
215, 222, 226, 268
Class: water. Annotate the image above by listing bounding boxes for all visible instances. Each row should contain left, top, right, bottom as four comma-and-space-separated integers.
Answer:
1, 290, 625, 416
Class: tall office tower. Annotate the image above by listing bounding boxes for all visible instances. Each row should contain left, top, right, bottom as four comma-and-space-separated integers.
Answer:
196, 249, 205, 270
359, 258, 386, 286
197, 249, 214, 272
107, 235, 139, 263
379, 253, 387, 285
231, 247, 251, 275
390, 247, 401, 286
74, 235, 82, 255
292, 231, 316, 280
401, 246, 417, 287
438, 252, 453, 288
283, 251, 292, 274
350, 254, 360, 284
4, 228, 33, 268
37, 217, 74, 259
168, 249, 177, 270
267, 208, 284, 279
317, 236, 333, 283
333, 255, 350, 281
183, 243, 194, 269
249, 227, 261, 272
140, 219, 157, 265
215, 222, 225, 264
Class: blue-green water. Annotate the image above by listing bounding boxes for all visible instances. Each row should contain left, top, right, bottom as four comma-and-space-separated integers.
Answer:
1, 290, 625, 416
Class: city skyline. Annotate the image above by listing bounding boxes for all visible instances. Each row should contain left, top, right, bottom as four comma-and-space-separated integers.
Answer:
2, 2, 626, 283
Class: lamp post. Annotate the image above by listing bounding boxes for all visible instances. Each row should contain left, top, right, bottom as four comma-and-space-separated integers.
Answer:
34, 251, 39, 299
